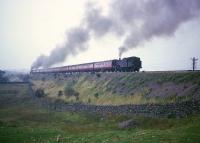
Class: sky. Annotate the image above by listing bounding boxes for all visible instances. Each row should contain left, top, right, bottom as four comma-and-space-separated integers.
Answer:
0, 0, 200, 71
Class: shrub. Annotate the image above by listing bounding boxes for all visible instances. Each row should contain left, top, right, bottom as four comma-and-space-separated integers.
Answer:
64, 86, 76, 96
35, 89, 46, 98
76, 96, 79, 101
96, 73, 101, 78
74, 92, 79, 97
94, 92, 99, 98
88, 98, 91, 103
64, 83, 79, 97
167, 113, 177, 118
58, 90, 63, 97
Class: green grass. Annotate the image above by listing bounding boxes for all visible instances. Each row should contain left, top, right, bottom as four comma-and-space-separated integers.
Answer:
0, 83, 29, 96
0, 90, 200, 143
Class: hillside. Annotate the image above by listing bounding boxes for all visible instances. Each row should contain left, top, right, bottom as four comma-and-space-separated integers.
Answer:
30, 71, 200, 105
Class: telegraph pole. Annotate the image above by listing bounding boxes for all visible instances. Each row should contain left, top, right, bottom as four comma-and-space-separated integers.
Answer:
191, 57, 198, 71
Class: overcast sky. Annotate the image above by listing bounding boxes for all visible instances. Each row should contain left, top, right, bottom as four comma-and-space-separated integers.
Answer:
1, 0, 200, 71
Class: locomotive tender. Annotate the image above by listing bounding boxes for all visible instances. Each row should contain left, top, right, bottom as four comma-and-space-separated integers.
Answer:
31, 56, 142, 73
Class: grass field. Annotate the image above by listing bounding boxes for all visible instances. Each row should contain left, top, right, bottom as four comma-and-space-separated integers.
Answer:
1, 100, 200, 143
0, 83, 200, 143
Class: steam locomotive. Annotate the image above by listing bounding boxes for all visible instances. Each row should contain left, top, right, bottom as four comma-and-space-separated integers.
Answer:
31, 56, 142, 73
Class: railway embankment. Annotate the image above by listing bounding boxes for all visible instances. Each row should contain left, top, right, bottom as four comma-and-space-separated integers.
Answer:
30, 71, 200, 105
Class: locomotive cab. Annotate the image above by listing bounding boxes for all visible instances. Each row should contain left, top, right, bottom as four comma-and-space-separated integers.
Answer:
126, 57, 142, 72
114, 56, 142, 72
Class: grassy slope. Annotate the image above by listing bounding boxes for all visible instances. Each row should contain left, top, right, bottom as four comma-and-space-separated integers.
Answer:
31, 72, 200, 105
0, 83, 200, 143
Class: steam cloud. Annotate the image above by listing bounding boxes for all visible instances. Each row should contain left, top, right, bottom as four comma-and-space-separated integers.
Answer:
31, 27, 90, 68
32, 0, 200, 69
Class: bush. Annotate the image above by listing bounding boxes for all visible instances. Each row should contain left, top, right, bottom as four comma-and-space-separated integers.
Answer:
35, 89, 46, 98
94, 92, 99, 98
96, 73, 101, 78
64, 84, 79, 97
74, 92, 79, 97
64, 86, 75, 96
58, 90, 63, 97
167, 113, 177, 118
76, 96, 79, 101
88, 98, 91, 103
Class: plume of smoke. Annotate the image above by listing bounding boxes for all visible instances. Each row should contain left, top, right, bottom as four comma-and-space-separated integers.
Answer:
119, 46, 126, 59
112, 0, 200, 57
31, 27, 90, 69
86, 0, 200, 58
32, 0, 200, 69
87, 0, 200, 57
32, 3, 112, 69
85, 4, 112, 37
